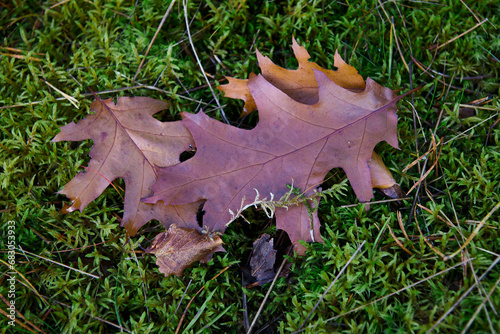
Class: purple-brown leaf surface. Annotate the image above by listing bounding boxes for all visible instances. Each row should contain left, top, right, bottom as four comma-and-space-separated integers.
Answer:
52, 97, 197, 235
145, 71, 399, 254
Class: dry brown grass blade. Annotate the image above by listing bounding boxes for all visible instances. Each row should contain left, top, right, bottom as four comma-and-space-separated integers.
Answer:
0, 307, 41, 334
410, 56, 475, 93
0, 83, 215, 110
391, 19, 409, 73
17, 248, 100, 279
296, 241, 366, 333
444, 201, 500, 261
242, 273, 250, 332
247, 258, 287, 334
418, 189, 498, 318
43, 81, 79, 108
388, 225, 413, 256
0, 46, 45, 55
417, 204, 456, 228
326, 258, 474, 323
431, 19, 488, 50
402, 148, 437, 173
0, 294, 47, 334
132, 0, 176, 81
444, 112, 500, 145
47, 0, 70, 10
406, 135, 443, 195
40, 295, 132, 333
414, 211, 447, 259
0, 258, 48, 306
170, 279, 192, 323
340, 197, 410, 209
182, 0, 228, 124
175, 265, 232, 334
465, 220, 498, 230
424, 179, 494, 310
397, 210, 410, 242
462, 274, 500, 333
425, 256, 500, 333
0, 53, 42, 61
459, 0, 486, 28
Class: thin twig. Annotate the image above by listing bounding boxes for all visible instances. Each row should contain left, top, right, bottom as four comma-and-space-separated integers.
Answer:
410, 56, 476, 93
439, 178, 496, 317
182, 0, 228, 123
325, 258, 474, 323
431, 19, 488, 50
18, 247, 100, 279
242, 273, 250, 332
337, 197, 411, 209
297, 241, 366, 332
426, 256, 500, 333
247, 258, 287, 334
132, 0, 176, 81
462, 274, 500, 333
0, 84, 212, 110
444, 113, 500, 145
444, 200, 500, 261
170, 279, 192, 323
458, 0, 487, 31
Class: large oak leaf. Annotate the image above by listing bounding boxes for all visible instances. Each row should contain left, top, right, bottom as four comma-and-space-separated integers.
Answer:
52, 97, 199, 235
145, 72, 399, 253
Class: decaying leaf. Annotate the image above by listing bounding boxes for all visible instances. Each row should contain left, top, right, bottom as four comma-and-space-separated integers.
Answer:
52, 97, 196, 235
249, 234, 277, 284
146, 224, 224, 277
145, 70, 400, 254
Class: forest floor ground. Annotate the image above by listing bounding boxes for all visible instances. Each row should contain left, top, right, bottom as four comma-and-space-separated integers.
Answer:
1, 0, 500, 333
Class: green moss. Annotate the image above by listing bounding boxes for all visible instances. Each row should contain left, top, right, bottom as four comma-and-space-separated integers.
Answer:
1, 0, 499, 333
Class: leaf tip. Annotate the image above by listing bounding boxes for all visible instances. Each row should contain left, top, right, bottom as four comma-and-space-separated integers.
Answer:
60, 198, 81, 214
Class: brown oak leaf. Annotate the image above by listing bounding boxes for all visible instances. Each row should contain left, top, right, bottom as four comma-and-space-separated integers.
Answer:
146, 224, 224, 277
52, 97, 199, 235
217, 37, 365, 117
145, 71, 400, 254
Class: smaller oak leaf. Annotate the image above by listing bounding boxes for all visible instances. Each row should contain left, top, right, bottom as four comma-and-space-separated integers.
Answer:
217, 75, 257, 115
217, 37, 365, 116
146, 224, 224, 277
52, 97, 197, 235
